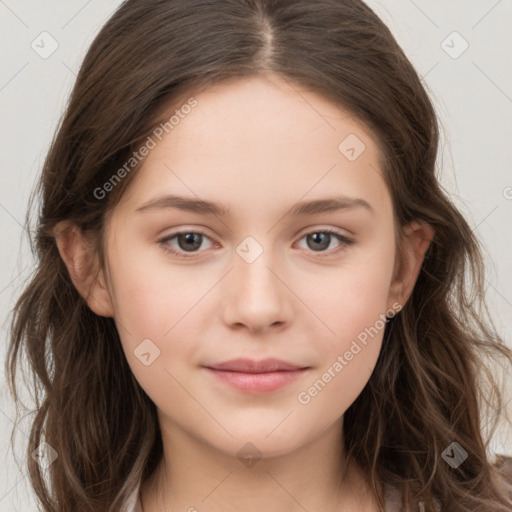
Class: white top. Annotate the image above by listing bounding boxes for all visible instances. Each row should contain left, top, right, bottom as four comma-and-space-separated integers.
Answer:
121, 486, 142, 512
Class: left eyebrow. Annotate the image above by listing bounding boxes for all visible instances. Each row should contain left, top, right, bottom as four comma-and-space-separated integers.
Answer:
134, 194, 374, 217
289, 196, 374, 216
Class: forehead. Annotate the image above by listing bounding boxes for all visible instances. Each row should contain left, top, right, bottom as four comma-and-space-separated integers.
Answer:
114, 75, 391, 221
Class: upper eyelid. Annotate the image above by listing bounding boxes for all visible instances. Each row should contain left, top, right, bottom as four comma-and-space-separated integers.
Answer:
159, 226, 352, 242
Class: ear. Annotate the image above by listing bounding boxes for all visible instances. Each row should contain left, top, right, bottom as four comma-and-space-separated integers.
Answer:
53, 220, 114, 317
387, 220, 434, 309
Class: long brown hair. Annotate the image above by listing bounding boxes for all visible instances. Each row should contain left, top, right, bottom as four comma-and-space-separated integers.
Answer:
6, 1, 512, 510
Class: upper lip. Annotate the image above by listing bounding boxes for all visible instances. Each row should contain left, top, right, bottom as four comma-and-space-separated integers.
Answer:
205, 358, 307, 373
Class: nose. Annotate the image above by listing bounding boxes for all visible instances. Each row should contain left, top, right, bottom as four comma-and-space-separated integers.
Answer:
221, 241, 292, 334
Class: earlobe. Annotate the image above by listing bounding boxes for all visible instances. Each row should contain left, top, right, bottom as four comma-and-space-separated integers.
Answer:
53, 220, 114, 318
388, 220, 434, 308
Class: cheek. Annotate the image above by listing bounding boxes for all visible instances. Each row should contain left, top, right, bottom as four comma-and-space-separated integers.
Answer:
295, 276, 391, 421
106, 239, 206, 337
108, 260, 199, 408
300, 239, 395, 396
104, 243, 206, 389
307, 245, 395, 345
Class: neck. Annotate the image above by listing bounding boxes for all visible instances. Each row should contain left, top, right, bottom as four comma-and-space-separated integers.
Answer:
140, 416, 378, 512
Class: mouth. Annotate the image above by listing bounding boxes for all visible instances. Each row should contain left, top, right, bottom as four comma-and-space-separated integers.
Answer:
202, 358, 310, 393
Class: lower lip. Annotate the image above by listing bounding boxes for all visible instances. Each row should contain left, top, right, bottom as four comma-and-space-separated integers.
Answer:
204, 368, 308, 393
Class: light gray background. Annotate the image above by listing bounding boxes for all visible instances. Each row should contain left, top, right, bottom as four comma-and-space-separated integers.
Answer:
1, 1, 511, 510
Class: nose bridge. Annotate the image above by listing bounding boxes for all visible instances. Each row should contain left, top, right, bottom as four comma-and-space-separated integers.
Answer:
235, 234, 267, 266
234, 234, 280, 295
224, 233, 290, 331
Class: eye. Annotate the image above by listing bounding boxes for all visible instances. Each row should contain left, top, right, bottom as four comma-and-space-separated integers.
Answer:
158, 228, 353, 259
158, 230, 214, 258
295, 228, 353, 256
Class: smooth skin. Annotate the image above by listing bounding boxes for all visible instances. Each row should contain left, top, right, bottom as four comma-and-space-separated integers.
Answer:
55, 74, 433, 512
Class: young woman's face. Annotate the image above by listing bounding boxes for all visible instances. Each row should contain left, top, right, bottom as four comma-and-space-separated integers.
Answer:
102, 75, 401, 459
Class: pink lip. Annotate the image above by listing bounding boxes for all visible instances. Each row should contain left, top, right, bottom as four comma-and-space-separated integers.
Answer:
203, 358, 309, 393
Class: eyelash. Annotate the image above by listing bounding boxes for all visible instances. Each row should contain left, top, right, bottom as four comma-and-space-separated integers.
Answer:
157, 228, 353, 259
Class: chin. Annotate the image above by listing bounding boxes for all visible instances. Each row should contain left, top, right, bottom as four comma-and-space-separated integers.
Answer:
205, 424, 311, 461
